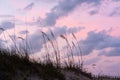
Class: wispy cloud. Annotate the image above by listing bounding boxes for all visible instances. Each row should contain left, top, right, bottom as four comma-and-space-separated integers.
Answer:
88, 0, 120, 17
23, 2, 34, 12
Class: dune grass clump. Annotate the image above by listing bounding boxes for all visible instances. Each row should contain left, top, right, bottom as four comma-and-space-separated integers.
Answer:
0, 49, 65, 80
0, 29, 120, 80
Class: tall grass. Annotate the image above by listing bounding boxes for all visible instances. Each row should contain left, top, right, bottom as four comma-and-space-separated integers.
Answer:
50, 30, 61, 67
60, 34, 75, 67
72, 33, 83, 69
41, 31, 50, 63
0, 28, 120, 80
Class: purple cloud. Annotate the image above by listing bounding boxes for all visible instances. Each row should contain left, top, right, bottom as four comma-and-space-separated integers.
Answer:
23, 2, 34, 11
22, 26, 84, 53
0, 21, 15, 30
44, 0, 100, 26
79, 31, 120, 56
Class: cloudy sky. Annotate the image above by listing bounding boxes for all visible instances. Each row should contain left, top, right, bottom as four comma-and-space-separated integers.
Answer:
0, 0, 120, 76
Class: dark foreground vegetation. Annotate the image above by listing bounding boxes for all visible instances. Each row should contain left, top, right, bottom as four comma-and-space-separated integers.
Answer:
0, 50, 64, 80
0, 28, 120, 80
0, 49, 120, 80
0, 49, 91, 80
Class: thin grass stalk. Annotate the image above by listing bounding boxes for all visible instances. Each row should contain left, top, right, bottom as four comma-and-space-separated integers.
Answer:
54, 40, 61, 65
3, 31, 10, 52
8, 35, 19, 54
42, 31, 58, 65
50, 30, 61, 67
60, 34, 74, 67
66, 36, 74, 66
47, 37, 59, 67
72, 33, 83, 69
41, 31, 50, 63
25, 18, 29, 58
60, 35, 70, 65
18, 37, 26, 55
44, 34, 55, 60
28, 38, 33, 54
66, 46, 70, 66
72, 41, 81, 68
66, 39, 75, 67
5, 30, 19, 54
18, 37, 23, 54
72, 41, 80, 66
13, 16, 18, 54
25, 33, 32, 55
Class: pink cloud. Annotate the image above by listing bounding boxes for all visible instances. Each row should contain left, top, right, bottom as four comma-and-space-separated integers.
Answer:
56, 0, 120, 38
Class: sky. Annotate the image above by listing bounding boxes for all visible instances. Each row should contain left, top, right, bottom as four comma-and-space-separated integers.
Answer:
0, 0, 120, 76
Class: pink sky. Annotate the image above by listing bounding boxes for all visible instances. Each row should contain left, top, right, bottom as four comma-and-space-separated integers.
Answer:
0, 0, 120, 76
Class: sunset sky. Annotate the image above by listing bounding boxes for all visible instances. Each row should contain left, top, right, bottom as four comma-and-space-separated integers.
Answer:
0, 0, 120, 76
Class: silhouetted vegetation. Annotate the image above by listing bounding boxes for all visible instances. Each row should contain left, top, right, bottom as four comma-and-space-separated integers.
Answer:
0, 49, 65, 80
0, 29, 120, 80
